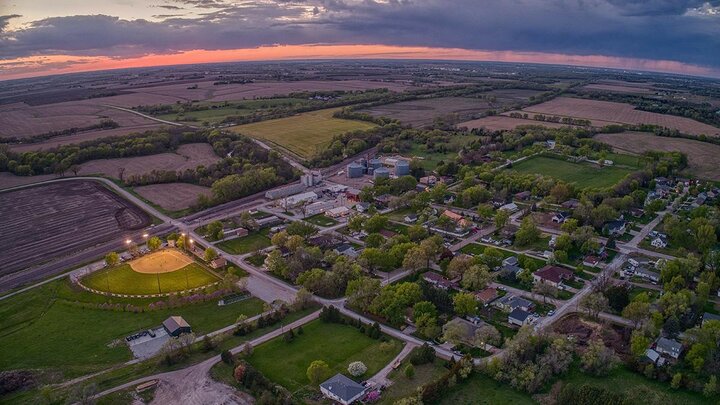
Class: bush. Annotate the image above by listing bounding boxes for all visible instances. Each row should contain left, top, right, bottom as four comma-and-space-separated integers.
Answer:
410, 343, 436, 365
348, 361, 368, 377
221, 350, 235, 365
404, 364, 415, 379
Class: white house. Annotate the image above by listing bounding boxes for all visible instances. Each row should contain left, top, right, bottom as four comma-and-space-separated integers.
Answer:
651, 236, 668, 249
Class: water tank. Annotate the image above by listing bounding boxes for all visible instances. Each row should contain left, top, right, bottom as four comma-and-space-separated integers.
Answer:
347, 163, 364, 178
395, 160, 410, 176
373, 167, 390, 179
368, 158, 383, 170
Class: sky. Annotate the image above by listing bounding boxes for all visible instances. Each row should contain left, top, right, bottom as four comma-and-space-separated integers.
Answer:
1, 0, 719, 80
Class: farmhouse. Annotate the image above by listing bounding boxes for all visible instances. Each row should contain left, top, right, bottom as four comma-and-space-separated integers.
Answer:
533, 265, 574, 288
163, 316, 191, 337
508, 308, 532, 326
320, 374, 366, 405
655, 337, 683, 359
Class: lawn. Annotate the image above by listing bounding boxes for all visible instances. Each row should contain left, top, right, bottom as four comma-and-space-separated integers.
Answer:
229, 108, 377, 160
0, 279, 264, 377
510, 155, 634, 189
248, 320, 402, 391
406, 135, 476, 170
82, 262, 219, 295
217, 231, 271, 255
380, 355, 448, 404
304, 214, 339, 227
439, 373, 535, 405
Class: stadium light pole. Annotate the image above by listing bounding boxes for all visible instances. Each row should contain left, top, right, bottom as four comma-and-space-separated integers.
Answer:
186, 239, 194, 290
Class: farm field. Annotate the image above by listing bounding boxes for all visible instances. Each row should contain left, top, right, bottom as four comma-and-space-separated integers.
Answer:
582, 83, 656, 94
247, 319, 402, 391
216, 231, 271, 255
458, 115, 573, 131
358, 97, 493, 127
154, 98, 306, 125
0, 180, 151, 276
0, 171, 57, 190
595, 131, 720, 180
0, 101, 158, 139
77, 143, 220, 179
229, 108, 376, 160
81, 251, 219, 295
509, 155, 634, 189
0, 278, 264, 377
8, 124, 164, 153
134, 182, 212, 211
520, 97, 720, 136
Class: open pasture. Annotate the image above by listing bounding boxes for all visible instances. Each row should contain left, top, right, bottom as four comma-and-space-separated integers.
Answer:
154, 98, 306, 125
358, 96, 493, 127
595, 131, 720, 181
509, 155, 634, 189
521, 97, 720, 136
81, 250, 218, 295
134, 182, 212, 211
229, 108, 376, 160
0, 180, 151, 276
77, 143, 220, 179
458, 115, 572, 131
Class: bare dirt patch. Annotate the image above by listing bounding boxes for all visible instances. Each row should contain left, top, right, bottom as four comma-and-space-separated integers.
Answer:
521, 97, 720, 136
78, 143, 220, 179
552, 314, 630, 356
135, 183, 212, 211
0, 172, 58, 190
359, 97, 493, 127
150, 377, 253, 405
130, 250, 194, 274
595, 131, 720, 180
0, 180, 151, 276
458, 115, 572, 131
207, 79, 412, 102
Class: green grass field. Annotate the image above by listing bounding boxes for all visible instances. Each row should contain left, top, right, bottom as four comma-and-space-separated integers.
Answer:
380, 354, 448, 404
156, 98, 306, 125
510, 155, 634, 189
82, 262, 219, 295
217, 231, 271, 255
229, 108, 377, 159
407, 135, 476, 170
440, 373, 535, 405
304, 214, 339, 227
0, 279, 264, 377
248, 320, 402, 391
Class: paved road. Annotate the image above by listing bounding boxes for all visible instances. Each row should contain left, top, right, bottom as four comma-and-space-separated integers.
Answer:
369, 342, 417, 386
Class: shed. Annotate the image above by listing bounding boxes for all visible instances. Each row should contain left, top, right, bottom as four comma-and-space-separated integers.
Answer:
163, 316, 191, 337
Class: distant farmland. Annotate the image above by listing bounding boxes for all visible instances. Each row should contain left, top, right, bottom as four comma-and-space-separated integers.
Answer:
595, 131, 720, 181
359, 97, 493, 127
520, 97, 720, 136
510, 155, 633, 189
229, 108, 376, 160
458, 116, 572, 131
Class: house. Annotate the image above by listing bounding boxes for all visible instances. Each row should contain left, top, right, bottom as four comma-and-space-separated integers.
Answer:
645, 349, 666, 367
256, 215, 283, 228
326, 206, 351, 218
604, 220, 626, 236
422, 271, 458, 290
702, 312, 720, 325
533, 265, 574, 288
379, 229, 397, 239
355, 202, 371, 213
346, 188, 362, 202
500, 264, 524, 279
494, 295, 534, 313
319, 374, 366, 405
561, 199, 580, 209
210, 257, 227, 269
334, 244, 359, 258
419, 175, 438, 186
498, 203, 519, 213
443, 194, 456, 204
655, 337, 682, 359
404, 214, 419, 223
475, 288, 499, 306
546, 140, 557, 149
651, 235, 668, 249
443, 317, 484, 346
582, 255, 600, 268
635, 267, 660, 283
236, 228, 249, 237
502, 256, 519, 267
508, 308, 532, 326
374, 194, 395, 207
163, 316, 192, 337
629, 208, 645, 218
308, 234, 338, 249
551, 212, 569, 224
442, 210, 471, 228
514, 191, 532, 201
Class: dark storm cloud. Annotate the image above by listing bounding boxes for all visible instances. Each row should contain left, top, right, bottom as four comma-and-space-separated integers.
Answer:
0, 1, 719, 68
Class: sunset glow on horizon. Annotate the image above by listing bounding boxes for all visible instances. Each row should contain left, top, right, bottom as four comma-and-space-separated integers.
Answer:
2, 44, 719, 81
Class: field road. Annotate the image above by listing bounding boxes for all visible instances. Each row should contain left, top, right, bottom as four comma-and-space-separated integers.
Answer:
101, 104, 196, 128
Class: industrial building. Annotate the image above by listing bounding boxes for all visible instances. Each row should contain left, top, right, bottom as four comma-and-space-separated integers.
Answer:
281, 191, 318, 207
373, 167, 390, 179
346, 162, 364, 178
264, 183, 307, 200
395, 159, 410, 176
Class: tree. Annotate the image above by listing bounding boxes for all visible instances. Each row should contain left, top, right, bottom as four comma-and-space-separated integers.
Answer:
285, 234, 305, 252
348, 361, 367, 377
293, 287, 313, 310
630, 330, 651, 357
447, 254, 473, 279
494, 209, 510, 230
347, 215, 364, 232
204, 247, 219, 262
234, 364, 246, 382
206, 221, 225, 240
696, 224, 717, 253
532, 282, 557, 304
147, 236, 162, 251
621, 301, 650, 328
442, 320, 468, 345
580, 292, 608, 319
580, 339, 618, 376
365, 233, 385, 248
403, 246, 428, 273
515, 217, 540, 247
671, 373, 682, 389
364, 215, 389, 233
704, 375, 717, 397
474, 324, 502, 347
481, 247, 504, 269
453, 292, 477, 317
412, 301, 437, 321
307, 360, 331, 385
407, 225, 428, 242
461, 265, 491, 290
404, 364, 415, 379
104, 251, 119, 267
265, 249, 288, 277
271, 230, 289, 247
345, 277, 381, 311
238, 211, 259, 231
477, 204, 494, 222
